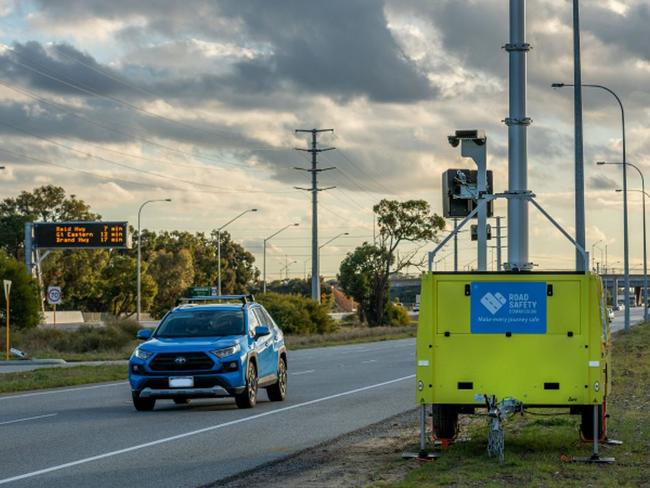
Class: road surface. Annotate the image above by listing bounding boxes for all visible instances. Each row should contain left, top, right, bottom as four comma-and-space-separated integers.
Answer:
609, 306, 645, 333
0, 338, 416, 488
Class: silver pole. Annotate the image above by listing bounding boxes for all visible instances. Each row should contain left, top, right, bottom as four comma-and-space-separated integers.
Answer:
311, 131, 320, 302
24, 222, 33, 276
137, 198, 171, 322
453, 218, 458, 272
573, 0, 586, 271
263, 238, 267, 294
505, 0, 531, 270
419, 403, 427, 455
496, 216, 502, 271
217, 229, 222, 295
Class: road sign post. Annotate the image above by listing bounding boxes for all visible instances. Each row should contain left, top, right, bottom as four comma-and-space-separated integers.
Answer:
47, 286, 62, 327
3, 280, 11, 360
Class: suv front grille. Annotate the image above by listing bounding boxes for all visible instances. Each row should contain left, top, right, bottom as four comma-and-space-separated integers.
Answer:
150, 352, 214, 371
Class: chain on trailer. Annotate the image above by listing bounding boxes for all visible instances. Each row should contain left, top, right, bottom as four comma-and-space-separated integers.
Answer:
484, 395, 523, 462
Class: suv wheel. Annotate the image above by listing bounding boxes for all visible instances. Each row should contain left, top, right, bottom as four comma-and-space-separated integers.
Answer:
235, 361, 258, 409
266, 357, 287, 402
132, 391, 156, 411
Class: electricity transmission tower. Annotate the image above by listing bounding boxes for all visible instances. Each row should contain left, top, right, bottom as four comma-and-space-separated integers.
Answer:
295, 128, 336, 303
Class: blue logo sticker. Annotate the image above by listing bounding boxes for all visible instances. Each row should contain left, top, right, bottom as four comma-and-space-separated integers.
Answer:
470, 281, 547, 334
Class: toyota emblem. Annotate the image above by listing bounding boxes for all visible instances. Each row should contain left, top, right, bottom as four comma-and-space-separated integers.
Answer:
174, 356, 187, 365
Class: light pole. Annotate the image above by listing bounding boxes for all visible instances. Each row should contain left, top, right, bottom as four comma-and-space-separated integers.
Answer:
137, 198, 171, 322
553, 83, 629, 331
263, 223, 299, 293
319, 232, 349, 249
217, 208, 258, 295
591, 239, 603, 271
616, 185, 648, 320
280, 259, 297, 281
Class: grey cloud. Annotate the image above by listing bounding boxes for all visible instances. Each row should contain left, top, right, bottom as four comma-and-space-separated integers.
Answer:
589, 174, 618, 190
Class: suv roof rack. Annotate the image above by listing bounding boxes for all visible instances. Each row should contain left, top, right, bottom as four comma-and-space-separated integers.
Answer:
175, 294, 255, 306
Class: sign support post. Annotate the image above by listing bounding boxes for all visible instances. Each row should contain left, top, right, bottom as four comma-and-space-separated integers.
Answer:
3, 280, 11, 360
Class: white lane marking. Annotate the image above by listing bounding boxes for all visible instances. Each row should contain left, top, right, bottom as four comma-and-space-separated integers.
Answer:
0, 382, 127, 401
290, 370, 315, 376
0, 374, 415, 485
0, 413, 58, 426
361, 360, 377, 364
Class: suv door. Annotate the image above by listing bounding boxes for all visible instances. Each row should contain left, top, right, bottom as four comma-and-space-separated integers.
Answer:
251, 307, 275, 378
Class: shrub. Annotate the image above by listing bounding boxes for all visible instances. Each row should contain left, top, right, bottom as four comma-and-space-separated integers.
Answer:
257, 292, 336, 335
386, 302, 411, 326
0, 252, 41, 330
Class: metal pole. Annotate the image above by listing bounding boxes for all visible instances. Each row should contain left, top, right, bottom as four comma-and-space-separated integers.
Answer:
419, 403, 427, 455
453, 218, 458, 272
573, 0, 586, 271
641, 184, 648, 320
217, 230, 222, 295
505, 0, 530, 270
311, 131, 320, 302
496, 216, 502, 271
24, 222, 33, 275
263, 238, 267, 294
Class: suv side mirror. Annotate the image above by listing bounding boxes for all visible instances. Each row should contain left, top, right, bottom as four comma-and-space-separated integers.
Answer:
254, 326, 271, 339
136, 329, 152, 340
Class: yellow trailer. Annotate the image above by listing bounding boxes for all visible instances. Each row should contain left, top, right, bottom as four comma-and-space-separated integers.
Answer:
416, 271, 611, 442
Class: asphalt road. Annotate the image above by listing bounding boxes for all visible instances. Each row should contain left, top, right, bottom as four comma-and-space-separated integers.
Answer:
610, 306, 645, 333
0, 338, 416, 488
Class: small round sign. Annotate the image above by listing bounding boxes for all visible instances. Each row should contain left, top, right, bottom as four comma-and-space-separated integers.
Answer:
47, 286, 62, 305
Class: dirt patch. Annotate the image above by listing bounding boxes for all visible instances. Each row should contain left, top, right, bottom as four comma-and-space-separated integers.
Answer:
209, 409, 422, 488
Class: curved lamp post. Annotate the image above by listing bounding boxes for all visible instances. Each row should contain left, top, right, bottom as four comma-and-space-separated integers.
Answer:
263, 223, 299, 293
137, 198, 171, 322
217, 208, 257, 295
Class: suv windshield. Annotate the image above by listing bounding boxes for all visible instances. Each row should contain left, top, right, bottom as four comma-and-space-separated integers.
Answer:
155, 310, 245, 338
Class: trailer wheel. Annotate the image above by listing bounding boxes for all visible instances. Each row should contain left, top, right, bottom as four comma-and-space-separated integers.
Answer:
580, 403, 605, 441
432, 405, 459, 440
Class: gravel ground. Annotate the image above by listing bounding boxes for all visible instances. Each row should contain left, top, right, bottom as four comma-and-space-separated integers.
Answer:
209, 409, 421, 488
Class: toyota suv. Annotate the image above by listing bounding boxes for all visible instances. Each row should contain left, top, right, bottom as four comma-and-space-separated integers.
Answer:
129, 295, 287, 411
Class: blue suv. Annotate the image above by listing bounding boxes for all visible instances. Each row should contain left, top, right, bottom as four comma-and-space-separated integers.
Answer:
129, 295, 287, 411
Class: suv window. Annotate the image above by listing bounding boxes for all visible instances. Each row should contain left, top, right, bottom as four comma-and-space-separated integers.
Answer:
248, 309, 261, 336
155, 310, 244, 338
258, 308, 277, 330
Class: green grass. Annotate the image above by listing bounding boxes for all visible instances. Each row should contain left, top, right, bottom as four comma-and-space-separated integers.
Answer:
0, 365, 128, 394
386, 323, 650, 488
286, 325, 417, 350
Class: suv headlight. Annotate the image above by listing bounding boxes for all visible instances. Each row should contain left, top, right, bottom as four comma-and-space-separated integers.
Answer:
212, 343, 241, 358
133, 348, 153, 360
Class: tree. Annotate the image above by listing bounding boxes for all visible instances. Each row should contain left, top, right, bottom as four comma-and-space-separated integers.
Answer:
0, 252, 41, 329
148, 248, 195, 317
338, 199, 445, 326
99, 254, 157, 317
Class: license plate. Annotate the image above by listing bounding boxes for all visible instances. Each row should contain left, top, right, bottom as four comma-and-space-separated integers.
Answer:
169, 376, 194, 388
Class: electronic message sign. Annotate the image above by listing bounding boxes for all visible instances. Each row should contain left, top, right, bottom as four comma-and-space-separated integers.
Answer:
34, 222, 129, 249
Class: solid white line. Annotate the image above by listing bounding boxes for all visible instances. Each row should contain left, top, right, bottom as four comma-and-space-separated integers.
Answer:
0, 374, 415, 485
0, 382, 127, 401
361, 360, 377, 364
0, 413, 58, 426
290, 369, 315, 376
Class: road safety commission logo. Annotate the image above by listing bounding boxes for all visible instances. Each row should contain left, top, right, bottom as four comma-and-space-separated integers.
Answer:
480, 292, 507, 315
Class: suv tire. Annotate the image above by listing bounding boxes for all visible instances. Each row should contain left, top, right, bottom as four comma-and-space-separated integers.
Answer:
235, 361, 258, 409
266, 357, 287, 402
132, 391, 156, 411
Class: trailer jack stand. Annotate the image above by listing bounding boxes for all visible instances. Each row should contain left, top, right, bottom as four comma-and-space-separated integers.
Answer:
402, 404, 441, 461
571, 405, 616, 464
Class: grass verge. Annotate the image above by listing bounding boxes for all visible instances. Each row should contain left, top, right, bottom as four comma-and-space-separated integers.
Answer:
0, 365, 128, 395
387, 323, 650, 488
286, 325, 416, 350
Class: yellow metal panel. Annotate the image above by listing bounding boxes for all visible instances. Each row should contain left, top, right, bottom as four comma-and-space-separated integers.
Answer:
416, 272, 608, 407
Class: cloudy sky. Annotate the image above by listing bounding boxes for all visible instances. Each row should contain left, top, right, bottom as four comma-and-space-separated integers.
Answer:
0, 0, 647, 279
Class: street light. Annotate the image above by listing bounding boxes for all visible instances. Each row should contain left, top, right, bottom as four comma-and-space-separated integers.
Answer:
319, 232, 349, 249
263, 223, 300, 293
591, 239, 602, 271
217, 208, 258, 295
615, 184, 648, 320
137, 198, 172, 322
601, 159, 646, 322
553, 82, 630, 331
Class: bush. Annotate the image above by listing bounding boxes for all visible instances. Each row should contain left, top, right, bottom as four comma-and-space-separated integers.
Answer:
0, 252, 42, 330
2, 319, 139, 356
257, 292, 336, 335
386, 302, 411, 326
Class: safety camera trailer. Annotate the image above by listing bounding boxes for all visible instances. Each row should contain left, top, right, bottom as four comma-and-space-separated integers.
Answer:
413, 0, 616, 464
